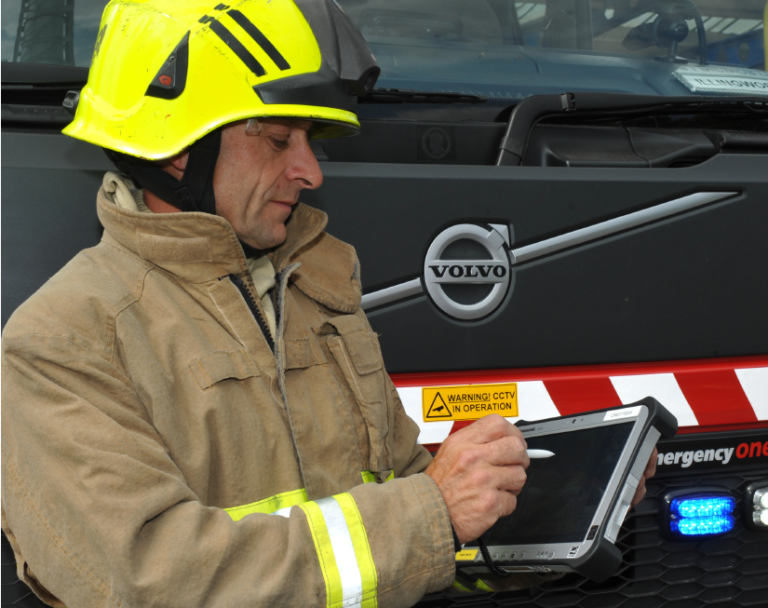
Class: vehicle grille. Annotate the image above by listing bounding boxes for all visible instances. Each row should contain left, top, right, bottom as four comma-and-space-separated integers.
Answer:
2, 534, 42, 608
2, 472, 767, 607
416, 470, 768, 608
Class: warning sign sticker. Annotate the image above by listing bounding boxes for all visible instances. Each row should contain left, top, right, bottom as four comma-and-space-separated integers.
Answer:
423, 383, 518, 422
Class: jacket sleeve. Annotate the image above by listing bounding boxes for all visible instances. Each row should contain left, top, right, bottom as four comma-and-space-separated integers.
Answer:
1, 330, 455, 608
389, 378, 435, 479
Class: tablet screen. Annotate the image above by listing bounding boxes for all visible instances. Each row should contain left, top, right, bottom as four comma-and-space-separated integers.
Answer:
479, 421, 634, 546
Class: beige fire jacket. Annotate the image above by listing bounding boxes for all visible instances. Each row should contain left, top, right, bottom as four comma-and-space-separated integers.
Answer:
1, 184, 456, 608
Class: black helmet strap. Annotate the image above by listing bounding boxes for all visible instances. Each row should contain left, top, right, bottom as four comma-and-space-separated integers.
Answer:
104, 128, 222, 215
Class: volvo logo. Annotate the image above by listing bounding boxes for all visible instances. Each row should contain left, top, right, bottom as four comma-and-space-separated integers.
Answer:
424, 223, 514, 320
429, 263, 508, 280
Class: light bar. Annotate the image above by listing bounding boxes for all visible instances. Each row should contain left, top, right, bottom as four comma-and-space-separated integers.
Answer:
671, 515, 735, 536
744, 480, 768, 530
663, 489, 736, 539
672, 496, 736, 519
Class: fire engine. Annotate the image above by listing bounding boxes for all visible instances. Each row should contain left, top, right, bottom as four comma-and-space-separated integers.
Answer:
2, 1, 767, 606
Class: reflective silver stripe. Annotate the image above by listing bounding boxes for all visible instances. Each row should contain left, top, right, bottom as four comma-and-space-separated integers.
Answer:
512, 191, 737, 264
360, 191, 738, 310
272, 506, 292, 518
360, 278, 422, 310
315, 497, 364, 608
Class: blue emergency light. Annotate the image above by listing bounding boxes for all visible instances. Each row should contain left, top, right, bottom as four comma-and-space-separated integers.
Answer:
672, 496, 736, 519
663, 489, 736, 539
670, 515, 734, 536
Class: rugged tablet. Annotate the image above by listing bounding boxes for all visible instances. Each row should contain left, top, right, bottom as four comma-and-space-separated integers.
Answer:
457, 397, 678, 583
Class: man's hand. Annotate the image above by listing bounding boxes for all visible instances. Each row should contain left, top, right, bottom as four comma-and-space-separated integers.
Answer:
631, 447, 658, 507
424, 414, 529, 544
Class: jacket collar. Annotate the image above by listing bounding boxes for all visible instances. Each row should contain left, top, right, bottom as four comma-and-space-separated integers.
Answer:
271, 204, 361, 314
96, 186, 361, 312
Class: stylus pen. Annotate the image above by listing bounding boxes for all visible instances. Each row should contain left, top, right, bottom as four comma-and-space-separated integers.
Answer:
527, 449, 555, 459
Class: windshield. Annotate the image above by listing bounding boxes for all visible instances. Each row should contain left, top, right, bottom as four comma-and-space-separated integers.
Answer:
2, 0, 766, 100
2, 0, 104, 66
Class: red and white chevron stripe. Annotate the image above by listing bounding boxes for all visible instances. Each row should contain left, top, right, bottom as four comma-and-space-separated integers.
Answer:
391, 356, 768, 446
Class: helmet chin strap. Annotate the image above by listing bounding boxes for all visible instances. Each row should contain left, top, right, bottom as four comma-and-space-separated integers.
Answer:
104, 128, 222, 216
105, 129, 268, 258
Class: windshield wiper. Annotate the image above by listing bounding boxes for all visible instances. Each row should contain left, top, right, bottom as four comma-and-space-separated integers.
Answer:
358, 88, 486, 104
497, 92, 768, 166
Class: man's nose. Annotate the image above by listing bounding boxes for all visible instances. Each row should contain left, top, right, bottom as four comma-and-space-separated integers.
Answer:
286, 137, 323, 190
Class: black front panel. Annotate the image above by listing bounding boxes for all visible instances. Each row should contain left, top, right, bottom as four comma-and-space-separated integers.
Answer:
3, 130, 767, 372
303, 154, 768, 373
2, 166, 106, 327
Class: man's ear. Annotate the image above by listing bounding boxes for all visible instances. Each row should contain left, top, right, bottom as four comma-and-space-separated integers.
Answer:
160, 150, 189, 179
170, 151, 189, 174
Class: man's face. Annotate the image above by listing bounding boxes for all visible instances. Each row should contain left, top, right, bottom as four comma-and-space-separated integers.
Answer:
213, 118, 323, 250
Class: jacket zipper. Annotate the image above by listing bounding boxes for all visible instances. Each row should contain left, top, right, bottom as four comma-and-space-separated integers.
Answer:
228, 273, 276, 353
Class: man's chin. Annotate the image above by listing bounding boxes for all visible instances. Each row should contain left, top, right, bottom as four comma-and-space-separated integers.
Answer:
240, 226, 288, 251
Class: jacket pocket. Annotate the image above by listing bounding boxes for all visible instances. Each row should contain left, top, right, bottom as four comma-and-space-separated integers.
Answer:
189, 349, 260, 390
284, 337, 325, 371
318, 314, 393, 473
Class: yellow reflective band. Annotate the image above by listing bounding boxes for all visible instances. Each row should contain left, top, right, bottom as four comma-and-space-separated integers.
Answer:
335, 493, 378, 608
225, 488, 308, 521
361, 471, 395, 484
452, 580, 473, 593
300, 494, 378, 608
300, 500, 345, 607
474, 579, 494, 593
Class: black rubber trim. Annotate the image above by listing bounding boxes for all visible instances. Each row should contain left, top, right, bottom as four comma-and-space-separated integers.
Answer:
209, 19, 265, 77
227, 9, 290, 71
253, 61, 354, 112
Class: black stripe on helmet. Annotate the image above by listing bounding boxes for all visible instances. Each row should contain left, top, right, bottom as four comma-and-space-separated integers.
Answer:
227, 10, 290, 71
209, 19, 265, 77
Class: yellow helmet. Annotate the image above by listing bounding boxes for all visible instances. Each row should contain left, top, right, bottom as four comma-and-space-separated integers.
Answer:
63, 0, 379, 160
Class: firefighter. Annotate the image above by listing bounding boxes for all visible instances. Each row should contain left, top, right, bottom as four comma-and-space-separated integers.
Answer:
1, 1, 654, 606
